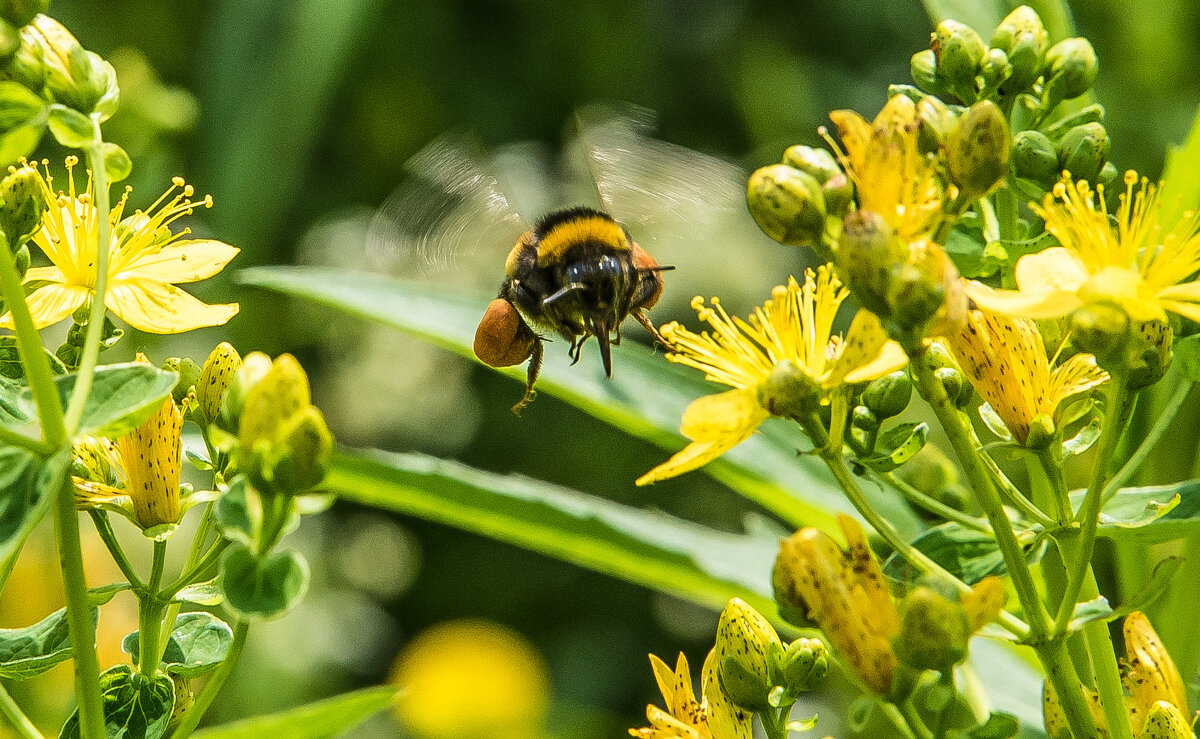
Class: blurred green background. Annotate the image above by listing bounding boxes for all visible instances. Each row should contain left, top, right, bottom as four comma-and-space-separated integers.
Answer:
3, 0, 1199, 736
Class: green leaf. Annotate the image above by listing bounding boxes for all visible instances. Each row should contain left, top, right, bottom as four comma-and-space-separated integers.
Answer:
238, 267, 923, 537
191, 686, 398, 739
88, 583, 132, 606
1072, 481, 1200, 544
0, 447, 70, 594
884, 522, 1044, 584
0, 81, 46, 165
214, 477, 256, 547
1062, 417, 1100, 457
123, 612, 233, 678
0, 606, 97, 679
964, 712, 1020, 739
1068, 557, 1182, 632
1173, 334, 1200, 383
100, 142, 132, 183
0, 374, 30, 428
46, 104, 96, 148
1159, 101, 1200, 233
860, 422, 928, 473
329, 448, 782, 615
0, 336, 68, 382
220, 544, 309, 621
173, 578, 223, 606
59, 664, 174, 739
30, 363, 179, 438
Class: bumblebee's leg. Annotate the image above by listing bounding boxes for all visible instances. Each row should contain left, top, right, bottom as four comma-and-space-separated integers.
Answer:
633, 309, 674, 351
568, 335, 587, 366
512, 338, 544, 415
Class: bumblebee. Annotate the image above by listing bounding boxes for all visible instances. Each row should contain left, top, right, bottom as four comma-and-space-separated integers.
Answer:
473, 207, 673, 413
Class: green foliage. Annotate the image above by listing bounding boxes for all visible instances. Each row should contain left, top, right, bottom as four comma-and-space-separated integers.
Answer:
39, 362, 178, 437
123, 612, 233, 678
190, 686, 398, 739
884, 522, 1043, 584
59, 665, 175, 739
219, 544, 309, 621
0, 447, 68, 589
0, 605, 94, 679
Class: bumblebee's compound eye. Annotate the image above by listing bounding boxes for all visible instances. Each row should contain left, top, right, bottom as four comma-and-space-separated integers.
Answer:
474, 299, 536, 367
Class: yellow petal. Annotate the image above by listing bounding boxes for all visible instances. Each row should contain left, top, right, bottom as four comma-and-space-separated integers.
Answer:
1015, 247, 1090, 293
0, 283, 89, 329
118, 239, 240, 284
679, 388, 768, 441
701, 648, 752, 739
23, 266, 67, 283
108, 277, 239, 334
1159, 298, 1200, 324
963, 280, 1083, 320
832, 310, 907, 386
648, 654, 678, 707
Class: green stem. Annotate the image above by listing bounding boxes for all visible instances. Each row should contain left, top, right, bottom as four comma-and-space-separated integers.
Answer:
0, 681, 41, 739
137, 540, 168, 677
978, 196, 1000, 243
89, 511, 144, 591
1105, 380, 1191, 501
881, 702, 919, 739
63, 138, 112, 437
0, 425, 51, 456
804, 413, 1028, 638
160, 504, 216, 651
1036, 638, 1101, 739
0, 234, 65, 447
900, 700, 934, 739
908, 345, 1050, 639
52, 474, 105, 739
1033, 447, 1073, 527
978, 441, 1055, 528
169, 620, 249, 739
995, 187, 1019, 243
876, 471, 992, 534
160, 539, 229, 599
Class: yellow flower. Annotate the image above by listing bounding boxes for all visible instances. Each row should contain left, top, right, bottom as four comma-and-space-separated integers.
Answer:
73, 390, 184, 532
630, 651, 751, 739
636, 265, 907, 485
0, 157, 239, 334
945, 300, 1108, 444
1122, 612, 1189, 737
967, 172, 1200, 324
827, 94, 946, 242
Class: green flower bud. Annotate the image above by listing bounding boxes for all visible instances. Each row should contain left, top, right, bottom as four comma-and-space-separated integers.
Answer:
933, 367, 966, 407
918, 343, 973, 408
851, 404, 879, 433
946, 101, 1010, 200
979, 48, 1011, 91
757, 360, 820, 419
240, 354, 311, 451
0, 0, 47, 28
992, 6, 1048, 93
780, 637, 828, 693
1069, 301, 1131, 370
0, 162, 45, 248
1041, 37, 1098, 112
1024, 413, 1056, 449
836, 209, 903, 318
849, 405, 879, 455
11, 241, 26, 278
715, 598, 782, 712
888, 245, 966, 340
746, 163, 827, 247
910, 49, 944, 95
1141, 701, 1193, 739
217, 350, 272, 433
198, 342, 242, 424
0, 26, 45, 91
1057, 122, 1109, 183
916, 94, 958, 154
893, 587, 970, 671
782, 145, 841, 184
1041, 103, 1105, 142
1128, 319, 1172, 390
861, 370, 912, 419
259, 405, 334, 494
932, 20, 986, 102
1011, 130, 1058, 186
162, 356, 201, 404
29, 15, 118, 116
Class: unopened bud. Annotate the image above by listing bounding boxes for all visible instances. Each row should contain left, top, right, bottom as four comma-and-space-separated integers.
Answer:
1141, 701, 1193, 739
1068, 301, 1130, 369
239, 354, 311, 451
197, 342, 242, 424
782, 146, 853, 217
747, 163, 827, 246
992, 6, 1048, 93
1041, 37, 1098, 111
1128, 319, 1172, 390
29, 15, 117, 115
960, 576, 1006, 633
849, 405, 879, 455
0, 27, 44, 91
1025, 413, 1056, 449
932, 20, 986, 102
1011, 130, 1058, 186
780, 637, 828, 693
11, 241, 26, 278
1057, 122, 1110, 184
979, 48, 1011, 91
0, 161, 46, 247
715, 598, 781, 712
916, 95, 958, 154
893, 587, 970, 671
218, 351, 273, 434
836, 209, 903, 318
162, 357, 201, 404
261, 405, 333, 494
910, 49, 945, 95
946, 101, 1010, 199
756, 360, 820, 419
919, 343, 973, 408
861, 370, 912, 420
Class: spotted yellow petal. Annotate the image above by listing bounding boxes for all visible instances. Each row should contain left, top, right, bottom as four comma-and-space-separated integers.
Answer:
119, 239, 240, 284
833, 310, 907, 386
701, 648, 752, 739
108, 277, 239, 334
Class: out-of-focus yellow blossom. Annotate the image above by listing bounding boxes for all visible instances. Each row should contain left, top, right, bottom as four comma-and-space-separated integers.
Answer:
967, 172, 1200, 324
946, 301, 1107, 444
391, 620, 549, 739
0, 157, 239, 334
1122, 612, 1189, 737
827, 95, 946, 242
630, 651, 751, 739
637, 265, 907, 485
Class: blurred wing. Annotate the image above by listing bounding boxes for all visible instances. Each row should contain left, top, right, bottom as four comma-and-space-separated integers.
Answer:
573, 104, 747, 238
366, 134, 527, 279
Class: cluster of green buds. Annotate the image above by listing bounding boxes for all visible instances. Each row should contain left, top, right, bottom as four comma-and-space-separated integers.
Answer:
746, 144, 852, 261
0, 9, 130, 174
1067, 303, 1173, 389
712, 599, 828, 715
913, 342, 974, 409
772, 515, 1005, 702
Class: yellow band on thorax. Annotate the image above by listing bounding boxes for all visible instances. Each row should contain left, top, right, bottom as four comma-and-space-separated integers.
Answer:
536, 215, 629, 266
